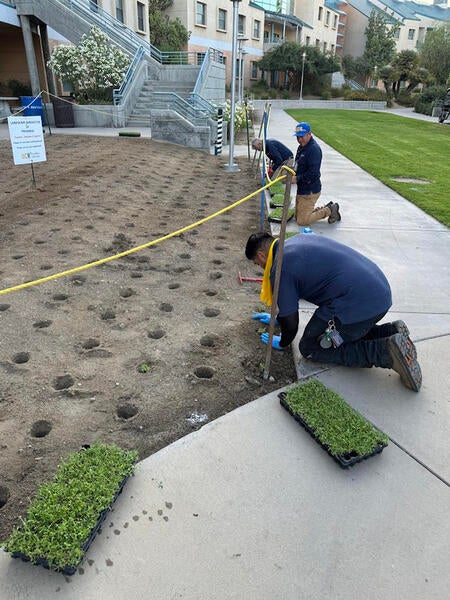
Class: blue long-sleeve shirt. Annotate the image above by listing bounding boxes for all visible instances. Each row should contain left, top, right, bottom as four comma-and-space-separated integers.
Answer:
264, 139, 293, 171
294, 136, 322, 194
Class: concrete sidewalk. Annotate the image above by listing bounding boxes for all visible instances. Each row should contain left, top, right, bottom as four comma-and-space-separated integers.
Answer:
1, 109, 449, 599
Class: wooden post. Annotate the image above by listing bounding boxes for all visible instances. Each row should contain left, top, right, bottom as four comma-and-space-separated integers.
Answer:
263, 163, 295, 380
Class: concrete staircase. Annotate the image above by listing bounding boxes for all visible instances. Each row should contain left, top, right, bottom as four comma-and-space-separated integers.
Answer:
130, 79, 196, 127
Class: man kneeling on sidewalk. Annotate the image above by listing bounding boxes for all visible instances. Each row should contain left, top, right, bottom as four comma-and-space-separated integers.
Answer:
246, 231, 422, 392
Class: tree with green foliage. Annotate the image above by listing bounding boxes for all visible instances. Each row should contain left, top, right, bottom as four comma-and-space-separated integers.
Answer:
391, 50, 418, 96
342, 54, 371, 82
363, 10, 399, 71
149, 0, 190, 52
418, 25, 450, 85
257, 42, 340, 92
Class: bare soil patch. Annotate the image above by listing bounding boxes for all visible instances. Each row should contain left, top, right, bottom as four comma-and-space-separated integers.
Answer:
0, 135, 295, 539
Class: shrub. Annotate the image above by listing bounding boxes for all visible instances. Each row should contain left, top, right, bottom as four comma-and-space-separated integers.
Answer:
343, 89, 369, 100
396, 91, 417, 107
330, 87, 342, 98
321, 90, 332, 100
414, 85, 447, 115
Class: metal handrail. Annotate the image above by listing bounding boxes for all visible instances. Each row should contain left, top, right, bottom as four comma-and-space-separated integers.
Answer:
187, 93, 217, 116
150, 92, 210, 126
113, 46, 144, 105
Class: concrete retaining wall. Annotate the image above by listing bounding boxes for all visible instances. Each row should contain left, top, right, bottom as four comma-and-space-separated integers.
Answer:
150, 109, 211, 150
44, 103, 117, 127
251, 99, 387, 111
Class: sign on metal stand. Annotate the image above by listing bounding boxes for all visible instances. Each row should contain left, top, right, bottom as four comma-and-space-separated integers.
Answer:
7, 115, 47, 187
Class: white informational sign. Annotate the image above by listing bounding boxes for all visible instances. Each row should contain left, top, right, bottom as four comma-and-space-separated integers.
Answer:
7, 116, 47, 165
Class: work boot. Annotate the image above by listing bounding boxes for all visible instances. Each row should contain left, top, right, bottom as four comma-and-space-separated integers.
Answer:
328, 202, 341, 224
392, 320, 417, 359
387, 333, 422, 392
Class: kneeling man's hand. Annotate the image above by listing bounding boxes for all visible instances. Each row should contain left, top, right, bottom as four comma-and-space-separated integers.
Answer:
260, 332, 282, 350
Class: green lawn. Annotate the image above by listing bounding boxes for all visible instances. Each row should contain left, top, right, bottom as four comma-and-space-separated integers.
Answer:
286, 109, 450, 227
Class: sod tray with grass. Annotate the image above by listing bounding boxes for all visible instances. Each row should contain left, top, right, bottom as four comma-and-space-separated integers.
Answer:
279, 380, 388, 468
268, 207, 295, 222
2, 442, 138, 575
268, 182, 285, 196
269, 193, 287, 208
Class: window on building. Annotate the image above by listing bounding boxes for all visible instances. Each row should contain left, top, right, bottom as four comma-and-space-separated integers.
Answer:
235, 58, 243, 78
218, 8, 226, 31
393, 28, 400, 39
323, 42, 327, 52
90, 0, 99, 11
251, 61, 258, 79
253, 19, 261, 39
318, 6, 323, 21
197, 52, 206, 65
325, 11, 330, 26
137, 2, 145, 31
333, 15, 338, 28
116, 0, 124, 23
196, 2, 206, 26
238, 14, 246, 36
315, 38, 320, 47
306, 36, 310, 46
408, 29, 415, 40
331, 44, 335, 53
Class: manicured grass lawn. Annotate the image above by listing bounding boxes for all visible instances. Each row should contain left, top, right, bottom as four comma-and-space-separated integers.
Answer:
286, 109, 450, 227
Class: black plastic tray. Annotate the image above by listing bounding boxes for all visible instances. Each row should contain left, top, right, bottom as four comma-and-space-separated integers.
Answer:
11, 471, 130, 575
279, 392, 387, 469
268, 211, 294, 223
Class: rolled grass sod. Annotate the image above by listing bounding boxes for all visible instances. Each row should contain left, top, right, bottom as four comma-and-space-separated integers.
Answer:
280, 379, 388, 467
286, 109, 450, 227
118, 131, 141, 137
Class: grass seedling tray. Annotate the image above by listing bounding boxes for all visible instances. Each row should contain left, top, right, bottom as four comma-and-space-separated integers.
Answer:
279, 380, 388, 468
269, 194, 288, 208
2, 442, 138, 575
268, 182, 285, 196
268, 207, 294, 222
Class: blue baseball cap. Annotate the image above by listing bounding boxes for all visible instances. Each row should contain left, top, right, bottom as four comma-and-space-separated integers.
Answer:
294, 122, 311, 136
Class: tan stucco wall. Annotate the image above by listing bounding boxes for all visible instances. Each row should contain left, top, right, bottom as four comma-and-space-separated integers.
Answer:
0, 23, 46, 95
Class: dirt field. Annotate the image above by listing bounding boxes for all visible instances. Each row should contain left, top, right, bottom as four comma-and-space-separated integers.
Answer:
0, 134, 296, 540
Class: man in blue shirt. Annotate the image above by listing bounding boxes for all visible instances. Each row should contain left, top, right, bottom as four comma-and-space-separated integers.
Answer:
252, 138, 293, 175
294, 122, 341, 226
246, 231, 422, 392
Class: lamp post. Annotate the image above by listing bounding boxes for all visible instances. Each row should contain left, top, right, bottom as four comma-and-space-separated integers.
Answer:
237, 37, 248, 103
299, 51, 306, 101
226, 0, 241, 172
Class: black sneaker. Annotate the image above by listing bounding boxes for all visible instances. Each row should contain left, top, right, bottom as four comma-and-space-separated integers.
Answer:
387, 333, 422, 392
328, 202, 341, 224
392, 320, 417, 359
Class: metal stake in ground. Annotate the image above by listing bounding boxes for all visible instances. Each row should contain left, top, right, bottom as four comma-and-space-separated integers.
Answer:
263, 163, 295, 380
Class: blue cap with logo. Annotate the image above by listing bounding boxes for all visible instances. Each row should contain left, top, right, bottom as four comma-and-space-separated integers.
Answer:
294, 122, 311, 137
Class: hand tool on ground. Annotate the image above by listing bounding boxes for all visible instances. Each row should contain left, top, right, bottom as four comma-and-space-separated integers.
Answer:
238, 271, 263, 284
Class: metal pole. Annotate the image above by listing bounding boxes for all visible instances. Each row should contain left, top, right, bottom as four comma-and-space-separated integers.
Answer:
225, 0, 241, 172
299, 52, 306, 101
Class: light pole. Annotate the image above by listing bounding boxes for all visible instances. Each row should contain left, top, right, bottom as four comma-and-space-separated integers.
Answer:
299, 51, 306, 101
237, 37, 248, 103
226, 0, 241, 172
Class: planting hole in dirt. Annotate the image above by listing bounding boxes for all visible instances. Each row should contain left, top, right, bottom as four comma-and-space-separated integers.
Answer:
33, 320, 52, 329
212, 260, 223, 265
194, 366, 215, 379
130, 271, 143, 278
0, 486, 10, 509
40, 264, 53, 271
148, 329, 165, 340
82, 338, 100, 350
160, 303, 173, 313
204, 289, 217, 297
53, 294, 68, 301
30, 420, 52, 438
53, 374, 75, 390
209, 272, 223, 280
12, 254, 24, 260
204, 308, 220, 317
117, 403, 139, 420
215, 246, 225, 251
58, 249, 69, 255
119, 288, 135, 298
179, 253, 191, 259
200, 334, 218, 347
168, 283, 180, 289
12, 352, 30, 364
0, 304, 10, 312
101, 310, 116, 320
34, 239, 46, 245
